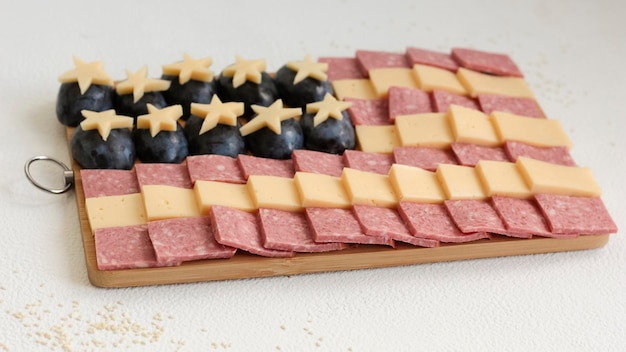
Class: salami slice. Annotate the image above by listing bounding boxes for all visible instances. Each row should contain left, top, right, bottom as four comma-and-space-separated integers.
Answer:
305, 207, 394, 246
388, 86, 432, 122
345, 98, 390, 125
135, 162, 193, 189
147, 216, 237, 266
451, 142, 510, 167
186, 154, 246, 184
504, 141, 576, 166
478, 94, 544, 118
353, 205, 439, 247
318, 57, 366, 81
292, 149, 345, 177
393, 146, 458, 171
210, 205, 294, 257
259, 208, 346, 252
444, 199, 531, 238
237, 154, 295, 179
451, 48, 524, 77
534, 194, 618, 235
343, 150, 394, 175
405, 47, 459, 72
431, 89, 480, 112
491, 196, 569, 238
355, 49, 411, 77
94, 225, 160, 270
81, 169, 140, 198
397, 201, 489, 243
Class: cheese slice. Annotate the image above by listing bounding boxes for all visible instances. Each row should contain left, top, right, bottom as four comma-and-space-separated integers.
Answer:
516, 156, 602, 197
457, 67, 534, 98
85, 193, 147, 233
194, 180, 256, 213
490, 111, 572, 149
412, 64, 468, 95
142, 185, 201, 221
331, 79, 377, 100
475, 160, 532, 198
447, 104, 500, 146
388, 164, 445, 203
436, 164, 487, 200
294, 172, 351, 208
341, 168, 398, 208
247, 175, 303, 212
394, 113, 453, 148
369, 67, 419, 97
355, 125, 400, 153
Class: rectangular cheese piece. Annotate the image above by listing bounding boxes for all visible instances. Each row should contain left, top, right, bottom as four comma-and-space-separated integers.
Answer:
85, 193, 147, 233
394, 113, 453, 148
355, 125, 400, 153
388, 164, 445, 203
331, 79, 377, 100
142, 185, 201, 221
490, 111, 572, 149
457, 67, 534, 98
516, 156, 602, 197
475, 160, 532, 198
412, 64, 468, 95
247, 175, 303, 212
368, 67, 419, 97
447, 104, 500, 146
436, 164, 487, 200
294, 172, 351, 208
194, 180, 256, 213
341, 168, 398, 208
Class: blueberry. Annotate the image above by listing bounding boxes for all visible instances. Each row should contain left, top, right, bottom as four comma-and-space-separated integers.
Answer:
245, 118, 303, 159
184, 115, 246, 158
161, 75, 215, 120
133, 123, 188, 164
56, 83, 114, 127
70, 126, 135, 169
300, 110, 355, 155
114, 91, 168, 119
274, 65, 333, 109
215, 72, 278, 119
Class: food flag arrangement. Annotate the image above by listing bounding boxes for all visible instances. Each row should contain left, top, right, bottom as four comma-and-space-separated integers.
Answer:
55, 47, 618, 286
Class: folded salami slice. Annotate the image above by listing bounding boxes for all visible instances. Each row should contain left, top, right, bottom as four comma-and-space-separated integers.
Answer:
491, 196, 571, 238
451, 48, 524, 77
345, 98, 390, 125
431, 89, 480, 112
478, 94, 544, 118
94, 225, 160, 270
393, 146, 458, 171
305, 207, 394, 246
451, 142, 510, 167
445, 199, 531, 238
237, 154, 295, 179
135, 163, 193, 189
353, 205, 439, 247
504, 141, 576, 166
148, 216, 237, 266
81, 169, 140, 198
292, 149, 345, 177
318, 57, 366, 81
211, 206, 294, 258
397, 202, 489, 243
388, 86, 432, 122
534, 194, 618, 235
405, 47, 459, 72
186, 154, 246, 184
355, 50, 410, 77
259, 208, 347, 252
343, 150, 394, 175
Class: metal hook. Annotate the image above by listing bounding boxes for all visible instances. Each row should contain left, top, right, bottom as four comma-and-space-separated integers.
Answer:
24, 156, 74, 194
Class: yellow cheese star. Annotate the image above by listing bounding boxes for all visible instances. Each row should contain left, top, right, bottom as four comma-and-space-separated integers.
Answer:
58, 56, 114, 94
239, 100, 301, 136
305, 93, 352, 127
136, 104, 183, 137
115, 66, 171, 103
221, 55, 266, 88
162, 53, 214, 84
190, 96, 244, 135
80, 109, 133, 141
287, 55, 328, 84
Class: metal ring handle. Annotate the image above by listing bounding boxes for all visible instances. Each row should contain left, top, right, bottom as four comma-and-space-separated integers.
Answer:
24, 156, 74, 194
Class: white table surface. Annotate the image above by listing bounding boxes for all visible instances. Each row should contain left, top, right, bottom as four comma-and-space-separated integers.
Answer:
1, 0, 624, 350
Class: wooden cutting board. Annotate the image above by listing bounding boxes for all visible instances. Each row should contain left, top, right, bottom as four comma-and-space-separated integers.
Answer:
67, 130, 610, 288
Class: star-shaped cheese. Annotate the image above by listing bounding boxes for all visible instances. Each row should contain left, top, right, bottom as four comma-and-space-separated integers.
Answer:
190, 96, 244, 135
287, 55, 328, 84
80, 109, 133, 141
58, 56, 113, 94
239, 100, 301, 136
162, 54, 214, 84
136, 104, 183, 137
306, 93, 352, 127
221, 55, 266, 88
115, 66, 171, 103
